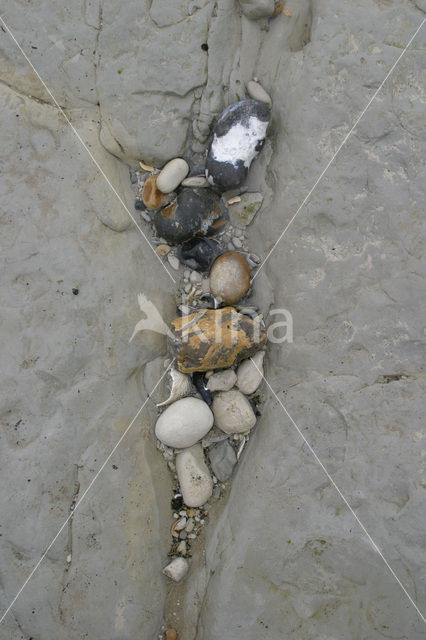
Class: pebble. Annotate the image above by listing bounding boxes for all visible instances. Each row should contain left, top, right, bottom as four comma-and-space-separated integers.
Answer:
181, 175, 209, 188
232, 237, 243, 248
206, 369, 237, 392
207, 439, 237, 482
177, 237, 223, 272
157, 158, 189, 194
184, 283, 191, 293
141, 211, 152, 222
154, 188, 228, 245
157, 368, 193, 408
141, 174, 173, 211
155, 397, 214, 448
236, 350, 265, 394
169, 307, 267, 373
176, 445, 213, 507
206, 99, 271, 190
246, 253, 261, 268
209, 251, 251, 304
228, 192, 263, 227
166, 629, 178, 640
185, 518, 195, 533
177, 541, 187, 556
156, 244, 171, 256
168, 254, 180, 270
192, 372, 212, 405
211, 389, 257, 434
246, 80, 272, 106
162, 557, 189, 582
190, 271, 202, 283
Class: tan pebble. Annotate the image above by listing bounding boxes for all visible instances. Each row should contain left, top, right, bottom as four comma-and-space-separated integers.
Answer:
209, 251, 251, 304
186, 508, 196, 517
166, 629, 178, 640
227, 196, 242, 205
156, 244, 171, 256
139, 160, 156, 172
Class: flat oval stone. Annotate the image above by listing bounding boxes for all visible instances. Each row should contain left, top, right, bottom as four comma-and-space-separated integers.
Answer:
169, 307, 267, 373
181, 175, 209, 188
207, 439, 237, 482
246, 80, 272, 106
153, 188, 227, 245
209, 251, 250, 304
236, 350, 265, 394
141, 174, 173, 211
176, 445, 213, 507
207, 369, 237, 392
206, 99, 271, 190
155, 397, 214, 448
156, 158, 189, 193
211, 389, 257, 434
177, 237, 223, 271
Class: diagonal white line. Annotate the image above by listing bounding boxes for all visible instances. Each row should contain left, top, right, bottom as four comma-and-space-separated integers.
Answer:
0, 15, 176, 284
0, 358, 175, 625
249, 358, 426, 625
253, 17, 426, 281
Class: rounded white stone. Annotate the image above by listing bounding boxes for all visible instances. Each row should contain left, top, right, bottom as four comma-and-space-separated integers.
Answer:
157, 158, 189, 193
162, 557, 189, 582
168, 254, 180, 270
207, 369, 237, 392
246, 80, 272, 106
181, 175, 209, 188
176, 445, 213, 507
155, 397, 214, 448
236, 351, 265, 395
212, 389, 257, 434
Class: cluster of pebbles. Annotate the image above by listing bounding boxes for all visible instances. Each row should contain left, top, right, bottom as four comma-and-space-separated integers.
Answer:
131, 82, 272, 593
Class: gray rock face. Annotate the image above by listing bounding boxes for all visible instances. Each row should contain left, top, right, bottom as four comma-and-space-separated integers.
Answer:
0, 84, 173, 640
1, 0, 426, 639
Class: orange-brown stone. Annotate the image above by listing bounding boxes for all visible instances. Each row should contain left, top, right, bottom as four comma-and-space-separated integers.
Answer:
141, 174, 171, 210
169, 307, 266, 373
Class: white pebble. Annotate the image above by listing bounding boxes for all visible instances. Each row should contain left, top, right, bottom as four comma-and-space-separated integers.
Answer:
155, 397, 214, 448
168, 254, 180, 270
207, 369, 237, 392
176, 444, 213, 507
157, 158, 189, 194
141, 212, 152, 222
190, 271, 202, 283
233, 237, 243, 248
236, 351, 265, 394
181, 175, 209, 188
246, 80, 272, 106
162, 557, 189, 582
211, 389, 257, 434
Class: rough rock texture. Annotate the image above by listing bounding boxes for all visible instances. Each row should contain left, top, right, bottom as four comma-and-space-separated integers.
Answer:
1, 0, 426, 639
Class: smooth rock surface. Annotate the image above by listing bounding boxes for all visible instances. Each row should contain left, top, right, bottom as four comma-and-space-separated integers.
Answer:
208, 439, 237, 482
207, 369, 237, 392
228, 192, 264, 227
238, 0, 275, 20
176, 445, 213, 507
209, 251, 251, 304
211, 390, 257, 434
155, 398, 214, 449
236, 351, 265, 395
157, 158, 189, 194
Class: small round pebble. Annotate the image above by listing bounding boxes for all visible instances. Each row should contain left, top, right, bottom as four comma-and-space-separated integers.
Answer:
246, 80, 272, 106
211, 389, 257, 434
157, 158, 189, 194
209, 251, 251, 304
162, 557, 189, 582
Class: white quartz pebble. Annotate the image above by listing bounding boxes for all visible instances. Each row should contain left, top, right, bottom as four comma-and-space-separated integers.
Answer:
246, 80, 272, 106
157, 158, 189, 193
176, 445, 213, 507
236, 351, 265, 395
212, 389, 257, 434
162, 557, 189, 582
168, 254, 180, 270
207, 369, 237, 392
155, 397, 214, 448
181, 175, 209, 188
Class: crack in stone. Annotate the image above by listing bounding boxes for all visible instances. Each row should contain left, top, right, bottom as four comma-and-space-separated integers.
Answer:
58, 464, 81, 623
